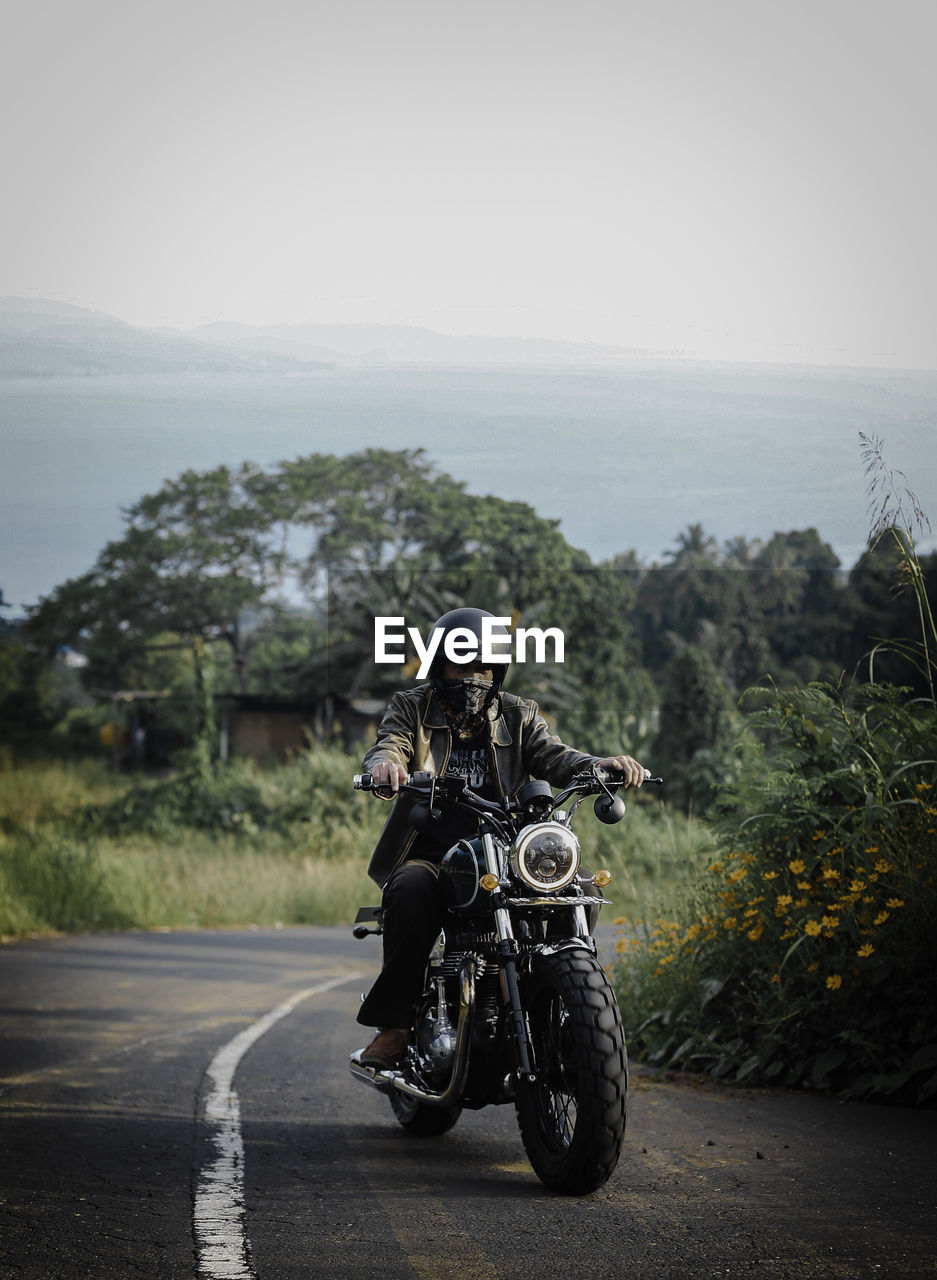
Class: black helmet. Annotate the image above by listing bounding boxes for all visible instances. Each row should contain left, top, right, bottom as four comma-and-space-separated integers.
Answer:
428, 607, 511, 688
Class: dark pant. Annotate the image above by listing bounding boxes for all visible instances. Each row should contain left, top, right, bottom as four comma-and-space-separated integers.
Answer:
356, 860, 445, 1029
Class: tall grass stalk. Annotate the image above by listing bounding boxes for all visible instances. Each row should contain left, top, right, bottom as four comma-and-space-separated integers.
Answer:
861, 430, 937, 705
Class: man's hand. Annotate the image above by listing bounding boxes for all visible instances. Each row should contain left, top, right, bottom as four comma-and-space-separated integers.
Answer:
594, 755, 646, 788
370, 760, 409, 794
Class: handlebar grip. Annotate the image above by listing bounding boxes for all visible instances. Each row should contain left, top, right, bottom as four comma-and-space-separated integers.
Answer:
594, 767, 664, 786
352, 770, 437, 792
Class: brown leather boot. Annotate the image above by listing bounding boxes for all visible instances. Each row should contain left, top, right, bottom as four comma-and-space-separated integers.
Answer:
360, 1027, 409, 1069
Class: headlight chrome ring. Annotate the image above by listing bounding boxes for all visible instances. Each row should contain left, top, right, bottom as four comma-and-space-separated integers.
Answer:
511, 822, 581, 892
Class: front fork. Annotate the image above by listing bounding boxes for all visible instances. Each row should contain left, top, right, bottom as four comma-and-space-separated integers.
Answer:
480, 831, 538, 1083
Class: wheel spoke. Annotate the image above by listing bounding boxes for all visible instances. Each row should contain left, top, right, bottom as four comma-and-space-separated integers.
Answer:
531, 991, 581, 1150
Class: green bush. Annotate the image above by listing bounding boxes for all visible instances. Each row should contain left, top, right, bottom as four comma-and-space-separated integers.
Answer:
90, 746, 363, 840
614, 679, 937, 1105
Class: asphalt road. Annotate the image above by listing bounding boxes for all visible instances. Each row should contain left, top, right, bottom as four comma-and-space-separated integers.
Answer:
1, 926, 935, 1280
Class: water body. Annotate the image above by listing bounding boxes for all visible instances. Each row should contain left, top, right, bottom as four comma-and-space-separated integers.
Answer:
2, 363, 936, 611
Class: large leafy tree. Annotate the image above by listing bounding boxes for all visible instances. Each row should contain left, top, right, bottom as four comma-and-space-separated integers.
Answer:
28, 465, 282, 692
26, 449, 647, 756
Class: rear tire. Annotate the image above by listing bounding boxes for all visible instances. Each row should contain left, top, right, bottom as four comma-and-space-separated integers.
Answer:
389, 1091, 462, 1136
515, 948, 627, 1194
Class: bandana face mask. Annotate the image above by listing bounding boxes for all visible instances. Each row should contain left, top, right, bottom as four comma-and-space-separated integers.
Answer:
434, 676, 496, 732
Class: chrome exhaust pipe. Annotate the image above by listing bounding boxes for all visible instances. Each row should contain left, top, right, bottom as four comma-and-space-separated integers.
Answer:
349, 955, 478, 1108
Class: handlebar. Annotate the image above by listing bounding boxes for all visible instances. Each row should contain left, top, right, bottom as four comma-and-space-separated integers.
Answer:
353, 767, 663, 797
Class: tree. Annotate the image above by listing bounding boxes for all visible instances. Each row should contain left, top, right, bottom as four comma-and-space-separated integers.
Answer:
844, 538, 937, 694
25, 450, 648, 759
28, 465, 282, 694
652, 644, 739, 814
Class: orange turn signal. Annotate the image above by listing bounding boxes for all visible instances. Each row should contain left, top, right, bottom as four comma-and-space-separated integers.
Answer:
480, 873, 500, 892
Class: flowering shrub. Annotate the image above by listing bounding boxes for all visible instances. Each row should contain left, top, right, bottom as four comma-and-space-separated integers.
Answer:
615, 680, 937, 1104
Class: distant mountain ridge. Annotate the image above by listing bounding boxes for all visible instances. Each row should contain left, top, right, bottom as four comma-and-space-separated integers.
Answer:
0, 297, 641, 374
0, 298, 333, 376
189, 319, 639, 365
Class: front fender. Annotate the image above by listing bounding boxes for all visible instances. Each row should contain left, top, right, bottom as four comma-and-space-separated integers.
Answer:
524, 936, 597, 966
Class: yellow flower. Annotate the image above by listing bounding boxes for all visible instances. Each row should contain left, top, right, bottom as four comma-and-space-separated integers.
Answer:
776, 894, 793, 909
927, 807, 937, 817
796, 880, 812, 891
723, 917, 737, 929
873, 859, 891, 874
684, 923, 701, 940
849, 879, 867, 893
886, 897, 905, 909
857, 944, 874, 958
821, 868, 841, 882
873, 911, 890, 925
727, 868, 748, 884
788, 858, 806, 874
763, 870, 779, 881
769, 973, 780, 984
864, 846, 880, 854
805, 920, 822, 937
862, 895, 874, 905
916, 781, 933, 791
709, 861, 724, 874
826, 974, 843, 990
615, 938, 629, 954
820, 916, 839, 929
813, 830, 827, 841
747, 924, 764, 941
807, 962, 819, 972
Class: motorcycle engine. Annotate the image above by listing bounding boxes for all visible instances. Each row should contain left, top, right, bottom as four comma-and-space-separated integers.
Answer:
414, 989, 457, 1088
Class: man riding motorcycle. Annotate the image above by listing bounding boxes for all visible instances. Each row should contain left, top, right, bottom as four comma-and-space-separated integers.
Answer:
356, 607, 646, 1069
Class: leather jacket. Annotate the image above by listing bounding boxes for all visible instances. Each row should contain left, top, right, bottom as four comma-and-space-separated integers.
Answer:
361, 683, 597, 886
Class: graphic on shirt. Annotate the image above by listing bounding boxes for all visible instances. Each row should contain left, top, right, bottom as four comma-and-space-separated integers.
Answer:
446, 741, 491, 792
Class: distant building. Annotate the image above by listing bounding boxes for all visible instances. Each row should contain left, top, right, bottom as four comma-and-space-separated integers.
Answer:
218, 694, 384, 763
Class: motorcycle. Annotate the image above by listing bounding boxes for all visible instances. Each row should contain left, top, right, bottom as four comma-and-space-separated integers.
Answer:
349, 764, 662, 1195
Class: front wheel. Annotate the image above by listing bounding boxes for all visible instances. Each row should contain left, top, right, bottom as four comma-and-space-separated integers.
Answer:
389, 1090, 462, 1136
515, 948, 627, 1194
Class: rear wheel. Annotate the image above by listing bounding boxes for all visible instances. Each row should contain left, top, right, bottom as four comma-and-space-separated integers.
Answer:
515, 948, 627, 1194
389, 1091, 462, 1136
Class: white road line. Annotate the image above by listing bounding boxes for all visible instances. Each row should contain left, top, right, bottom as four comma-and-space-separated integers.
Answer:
194, 974, 363, 1280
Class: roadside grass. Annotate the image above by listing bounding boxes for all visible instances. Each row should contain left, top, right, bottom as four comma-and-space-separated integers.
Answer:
0, 757, 127, 833
0, 753, 711, 939
0, 751, 384, 937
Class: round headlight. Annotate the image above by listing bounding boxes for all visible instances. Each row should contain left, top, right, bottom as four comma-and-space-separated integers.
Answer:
511, 822, 581, 892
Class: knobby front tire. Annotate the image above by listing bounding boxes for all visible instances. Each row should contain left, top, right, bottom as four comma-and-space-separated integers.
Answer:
515, 947, 628, 1194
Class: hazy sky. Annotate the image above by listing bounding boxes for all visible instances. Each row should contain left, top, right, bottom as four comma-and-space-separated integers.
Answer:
2, 0, 935, 367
